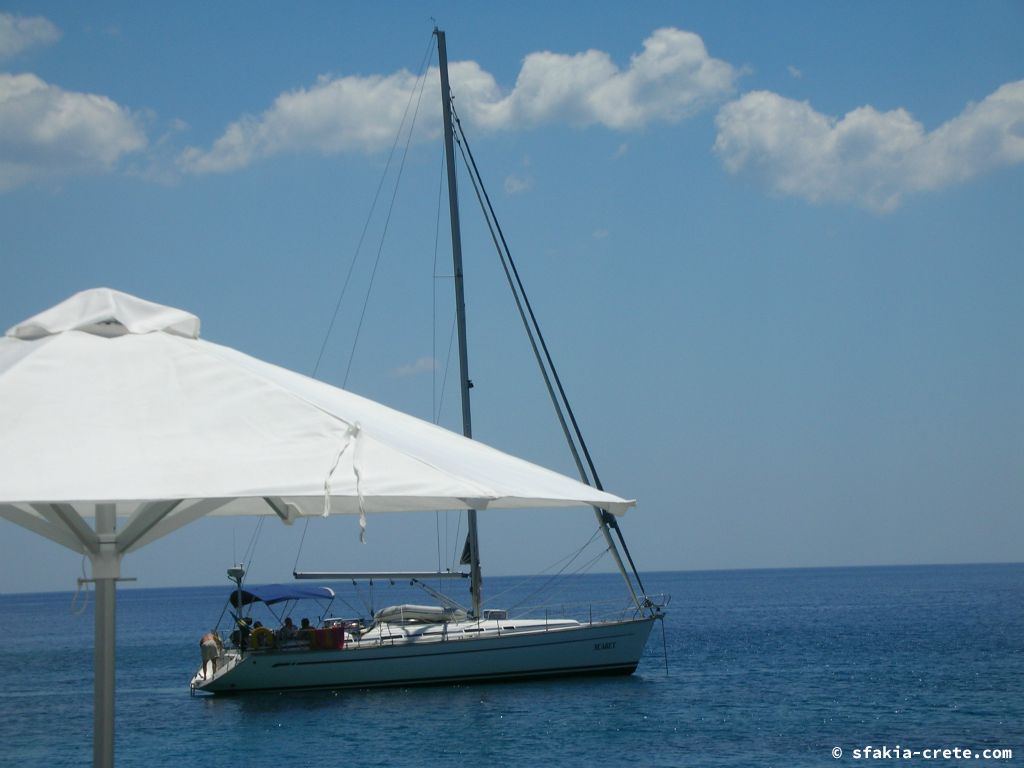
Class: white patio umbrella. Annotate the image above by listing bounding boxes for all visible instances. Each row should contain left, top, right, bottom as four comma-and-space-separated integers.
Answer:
0, 288, 634, 767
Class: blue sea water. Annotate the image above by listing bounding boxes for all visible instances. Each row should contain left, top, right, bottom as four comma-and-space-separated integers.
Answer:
0, 564, 1021, 767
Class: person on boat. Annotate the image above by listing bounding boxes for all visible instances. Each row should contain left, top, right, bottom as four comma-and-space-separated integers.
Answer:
297, 617, 315, 646
199, 630, 223, 679
277, 616, 297, 643
230, 616, 252, 651
250, 621, 276, 649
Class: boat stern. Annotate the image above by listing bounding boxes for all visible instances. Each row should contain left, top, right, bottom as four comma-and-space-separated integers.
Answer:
189, 649, 241, 694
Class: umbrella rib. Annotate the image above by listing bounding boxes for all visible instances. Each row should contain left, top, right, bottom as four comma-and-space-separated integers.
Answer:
116, 500, 182, 554
263, 496, 297, 524
31, 503, 99, 553
0, 503, 88, 553
120, 498, 232, 554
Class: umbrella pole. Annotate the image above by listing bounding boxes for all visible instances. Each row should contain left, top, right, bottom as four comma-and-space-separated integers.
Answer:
94, 573, 115, 767
92, 504, 119, 768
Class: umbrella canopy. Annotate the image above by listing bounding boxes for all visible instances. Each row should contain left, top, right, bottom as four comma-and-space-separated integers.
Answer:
0, 288, 637, 768
0, 287, 633, 554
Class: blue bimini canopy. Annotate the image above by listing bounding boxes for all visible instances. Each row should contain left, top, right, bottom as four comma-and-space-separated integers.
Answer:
229, 584, 336, 608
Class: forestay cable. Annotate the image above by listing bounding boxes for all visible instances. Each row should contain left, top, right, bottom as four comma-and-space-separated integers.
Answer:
451, 105, 650, 600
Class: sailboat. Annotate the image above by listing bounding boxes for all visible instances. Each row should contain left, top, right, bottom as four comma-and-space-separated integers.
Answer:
189, 28, 663, 694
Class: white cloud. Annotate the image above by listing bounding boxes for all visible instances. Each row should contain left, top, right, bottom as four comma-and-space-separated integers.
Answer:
504, 173, 532, 194
714, 81, 1024, 211
0, 13, 61, 59
469, 28, 736, 131
179, 69, 436, 174
182, 28, 736, 174
394, 356, 438, 377
787, 65, 803, 80
125, 116, 190, 185
0, 73, 147, 191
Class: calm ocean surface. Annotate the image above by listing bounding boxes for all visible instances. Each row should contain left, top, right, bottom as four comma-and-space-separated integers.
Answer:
1, 564, 1021, 767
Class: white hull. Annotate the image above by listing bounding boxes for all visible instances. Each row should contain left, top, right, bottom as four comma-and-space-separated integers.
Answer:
191, 616, 655, 694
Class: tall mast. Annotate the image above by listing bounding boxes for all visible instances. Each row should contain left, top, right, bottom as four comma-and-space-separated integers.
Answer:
435, 27, 483, 618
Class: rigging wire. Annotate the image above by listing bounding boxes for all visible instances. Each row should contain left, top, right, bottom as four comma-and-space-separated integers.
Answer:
241, 516, 264, 573
431, 141, 467, 579
431, 143, 459, 428
341, 38, 435, 388
70, 554, 90, 615
507, 549, 616, 619
436, 314, 458, 572
451, 108, 591, 484
432, 143, 446, 576
331, 588, 367, 620
310, 32, 437, 382
502, 529, 605, 613
487, 526, 604, 605
436, 318, 457, 430
432, 144, 446, 425
452, 125, 582, 477
448, 506, 463, 575
297, 32, 436, 577
450, 106, 649, 599
293, 516, 311, 574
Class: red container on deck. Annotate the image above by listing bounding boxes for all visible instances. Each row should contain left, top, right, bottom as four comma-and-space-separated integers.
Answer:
314, 627, 345, 649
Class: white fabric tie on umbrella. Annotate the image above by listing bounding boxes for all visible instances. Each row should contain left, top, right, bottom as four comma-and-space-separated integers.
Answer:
322, 421, 369, 542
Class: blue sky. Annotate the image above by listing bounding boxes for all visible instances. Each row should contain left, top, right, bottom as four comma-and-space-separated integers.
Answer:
1, 2, 1022, 593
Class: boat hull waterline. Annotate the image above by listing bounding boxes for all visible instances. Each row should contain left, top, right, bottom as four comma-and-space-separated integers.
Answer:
192, 617, 656, 693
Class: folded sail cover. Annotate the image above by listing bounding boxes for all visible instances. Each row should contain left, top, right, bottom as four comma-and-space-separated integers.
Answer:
0, 289, 634, 518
